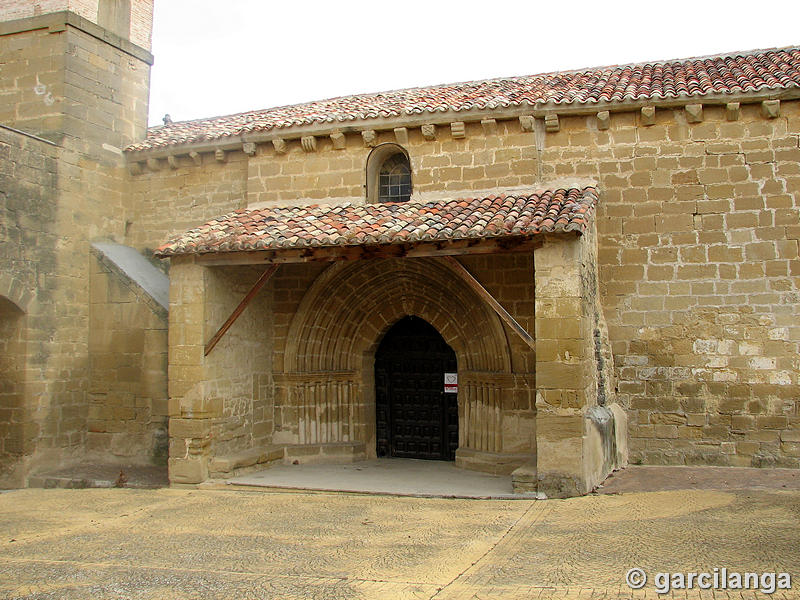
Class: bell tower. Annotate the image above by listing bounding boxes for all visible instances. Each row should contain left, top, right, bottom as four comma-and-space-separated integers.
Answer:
0, 0, 154, 151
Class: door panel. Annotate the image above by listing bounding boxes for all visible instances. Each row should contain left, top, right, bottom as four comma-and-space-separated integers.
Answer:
375, 317, 457, 461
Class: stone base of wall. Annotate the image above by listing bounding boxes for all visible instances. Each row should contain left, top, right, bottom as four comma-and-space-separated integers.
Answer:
455, 448, 534, 475
208, 446, 284, 479
283, 442, 367, 465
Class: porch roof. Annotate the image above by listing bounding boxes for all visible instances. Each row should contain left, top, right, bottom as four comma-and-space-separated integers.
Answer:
155, 186, 597, 260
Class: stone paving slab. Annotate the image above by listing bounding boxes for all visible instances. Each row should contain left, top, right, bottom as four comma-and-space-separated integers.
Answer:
229, 458, 529, 499
0, 487, 798, 599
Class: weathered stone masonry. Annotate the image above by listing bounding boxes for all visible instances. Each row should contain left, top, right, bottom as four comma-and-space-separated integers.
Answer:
134, 99, 799, 479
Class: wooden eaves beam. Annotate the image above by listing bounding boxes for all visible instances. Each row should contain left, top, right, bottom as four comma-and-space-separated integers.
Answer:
194, 236, 544, 266
204, 265, 278, 356
442, 256, 535, 350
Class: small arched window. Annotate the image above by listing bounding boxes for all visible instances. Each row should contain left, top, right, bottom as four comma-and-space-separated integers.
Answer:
378, 154, 412, 203
366, 143, 412, 203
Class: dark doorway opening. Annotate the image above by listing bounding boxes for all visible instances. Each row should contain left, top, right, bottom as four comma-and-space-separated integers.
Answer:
375, 316, 457, 460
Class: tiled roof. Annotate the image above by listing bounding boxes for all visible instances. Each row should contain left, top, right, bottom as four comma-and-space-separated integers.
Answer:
154, 187, 597, 257
129, 46, 800, 152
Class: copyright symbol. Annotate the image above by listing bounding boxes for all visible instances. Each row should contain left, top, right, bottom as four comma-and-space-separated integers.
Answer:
626, 567, 647, 589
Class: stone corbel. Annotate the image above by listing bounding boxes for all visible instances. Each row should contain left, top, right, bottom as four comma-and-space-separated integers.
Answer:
301, 136, 317, 152
243, 142, 257, 156
272, 138, 287, 154
480, 119, 497, 135
394, 127, 409, 145
146, 157, 160, 171
685, 103, 703, 123
330, 132, 346, 150
640, 106, 656, 126
421, 124, 437, 141
127, 161, 143, 176
215, 148, 226, 163
189, 151, 202, 166
361, 130, 377, 147
450, 121, 466, 139
761, 100, 780, 119
519, 115, 535, 132
726, 102, 741, 121
544, 114, 560, 132
596, 111, 610, 131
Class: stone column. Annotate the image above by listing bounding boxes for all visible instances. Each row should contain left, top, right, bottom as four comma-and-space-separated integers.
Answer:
534, 233, 596, 497
167, 257, 216, 484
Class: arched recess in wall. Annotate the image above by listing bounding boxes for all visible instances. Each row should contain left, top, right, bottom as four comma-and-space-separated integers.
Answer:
365, 143, 412, 204
0, 292, 28, 485
283, 257, 512, 374
278, 258, 518, 455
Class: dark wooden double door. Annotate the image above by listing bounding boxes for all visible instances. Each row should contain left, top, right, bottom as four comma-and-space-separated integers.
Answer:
375, 317, 458, 461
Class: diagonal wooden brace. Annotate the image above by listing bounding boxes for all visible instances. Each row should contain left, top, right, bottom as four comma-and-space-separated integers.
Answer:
204, 265, 279, 356
443, 256, 535, 350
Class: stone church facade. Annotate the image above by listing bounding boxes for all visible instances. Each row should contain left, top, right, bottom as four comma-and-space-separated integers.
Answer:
1, 1, 798, 497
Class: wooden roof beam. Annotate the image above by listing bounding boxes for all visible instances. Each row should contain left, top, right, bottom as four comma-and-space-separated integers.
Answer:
442, 256, 535, 351
204, 265, 278, 356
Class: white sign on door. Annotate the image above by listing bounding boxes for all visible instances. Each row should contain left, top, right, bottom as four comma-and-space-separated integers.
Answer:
444, 372, 458, 393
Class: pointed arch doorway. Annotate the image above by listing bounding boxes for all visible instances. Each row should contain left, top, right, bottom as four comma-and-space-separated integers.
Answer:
375, 316, 458, 461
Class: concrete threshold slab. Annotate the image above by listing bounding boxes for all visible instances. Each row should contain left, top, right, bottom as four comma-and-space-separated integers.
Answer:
229, 458, 535, 499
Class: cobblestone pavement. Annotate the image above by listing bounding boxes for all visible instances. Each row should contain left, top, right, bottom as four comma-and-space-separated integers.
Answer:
0, 487, 798, 599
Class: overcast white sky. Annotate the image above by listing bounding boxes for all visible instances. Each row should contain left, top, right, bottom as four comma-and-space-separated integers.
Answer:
147, 0, 800, 127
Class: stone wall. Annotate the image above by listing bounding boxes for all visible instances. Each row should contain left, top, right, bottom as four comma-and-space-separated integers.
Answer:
541, 104, 799, 468
1, 6, 153, 484
203, 266, 273, 458
0, 126, 60, 487
87, 251, 167, 462
128, 153, 248, 255
137, 97, 799, 470
166, 259, 273, 483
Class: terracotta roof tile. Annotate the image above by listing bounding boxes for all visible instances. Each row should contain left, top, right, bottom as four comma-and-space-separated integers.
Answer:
128, 47, 800, 152
155, 187, 597, 257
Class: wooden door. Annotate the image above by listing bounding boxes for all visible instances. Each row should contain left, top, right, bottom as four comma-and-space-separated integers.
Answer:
375, 317, 457, 460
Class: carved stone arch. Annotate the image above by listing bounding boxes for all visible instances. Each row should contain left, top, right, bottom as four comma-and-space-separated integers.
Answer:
0, 273, 32, 314
0, 276, 30, 487
278, 257, 534, 464
284, 257, 512, 374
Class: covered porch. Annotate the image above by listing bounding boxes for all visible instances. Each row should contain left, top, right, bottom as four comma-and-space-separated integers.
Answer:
157, 186, 627, 497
